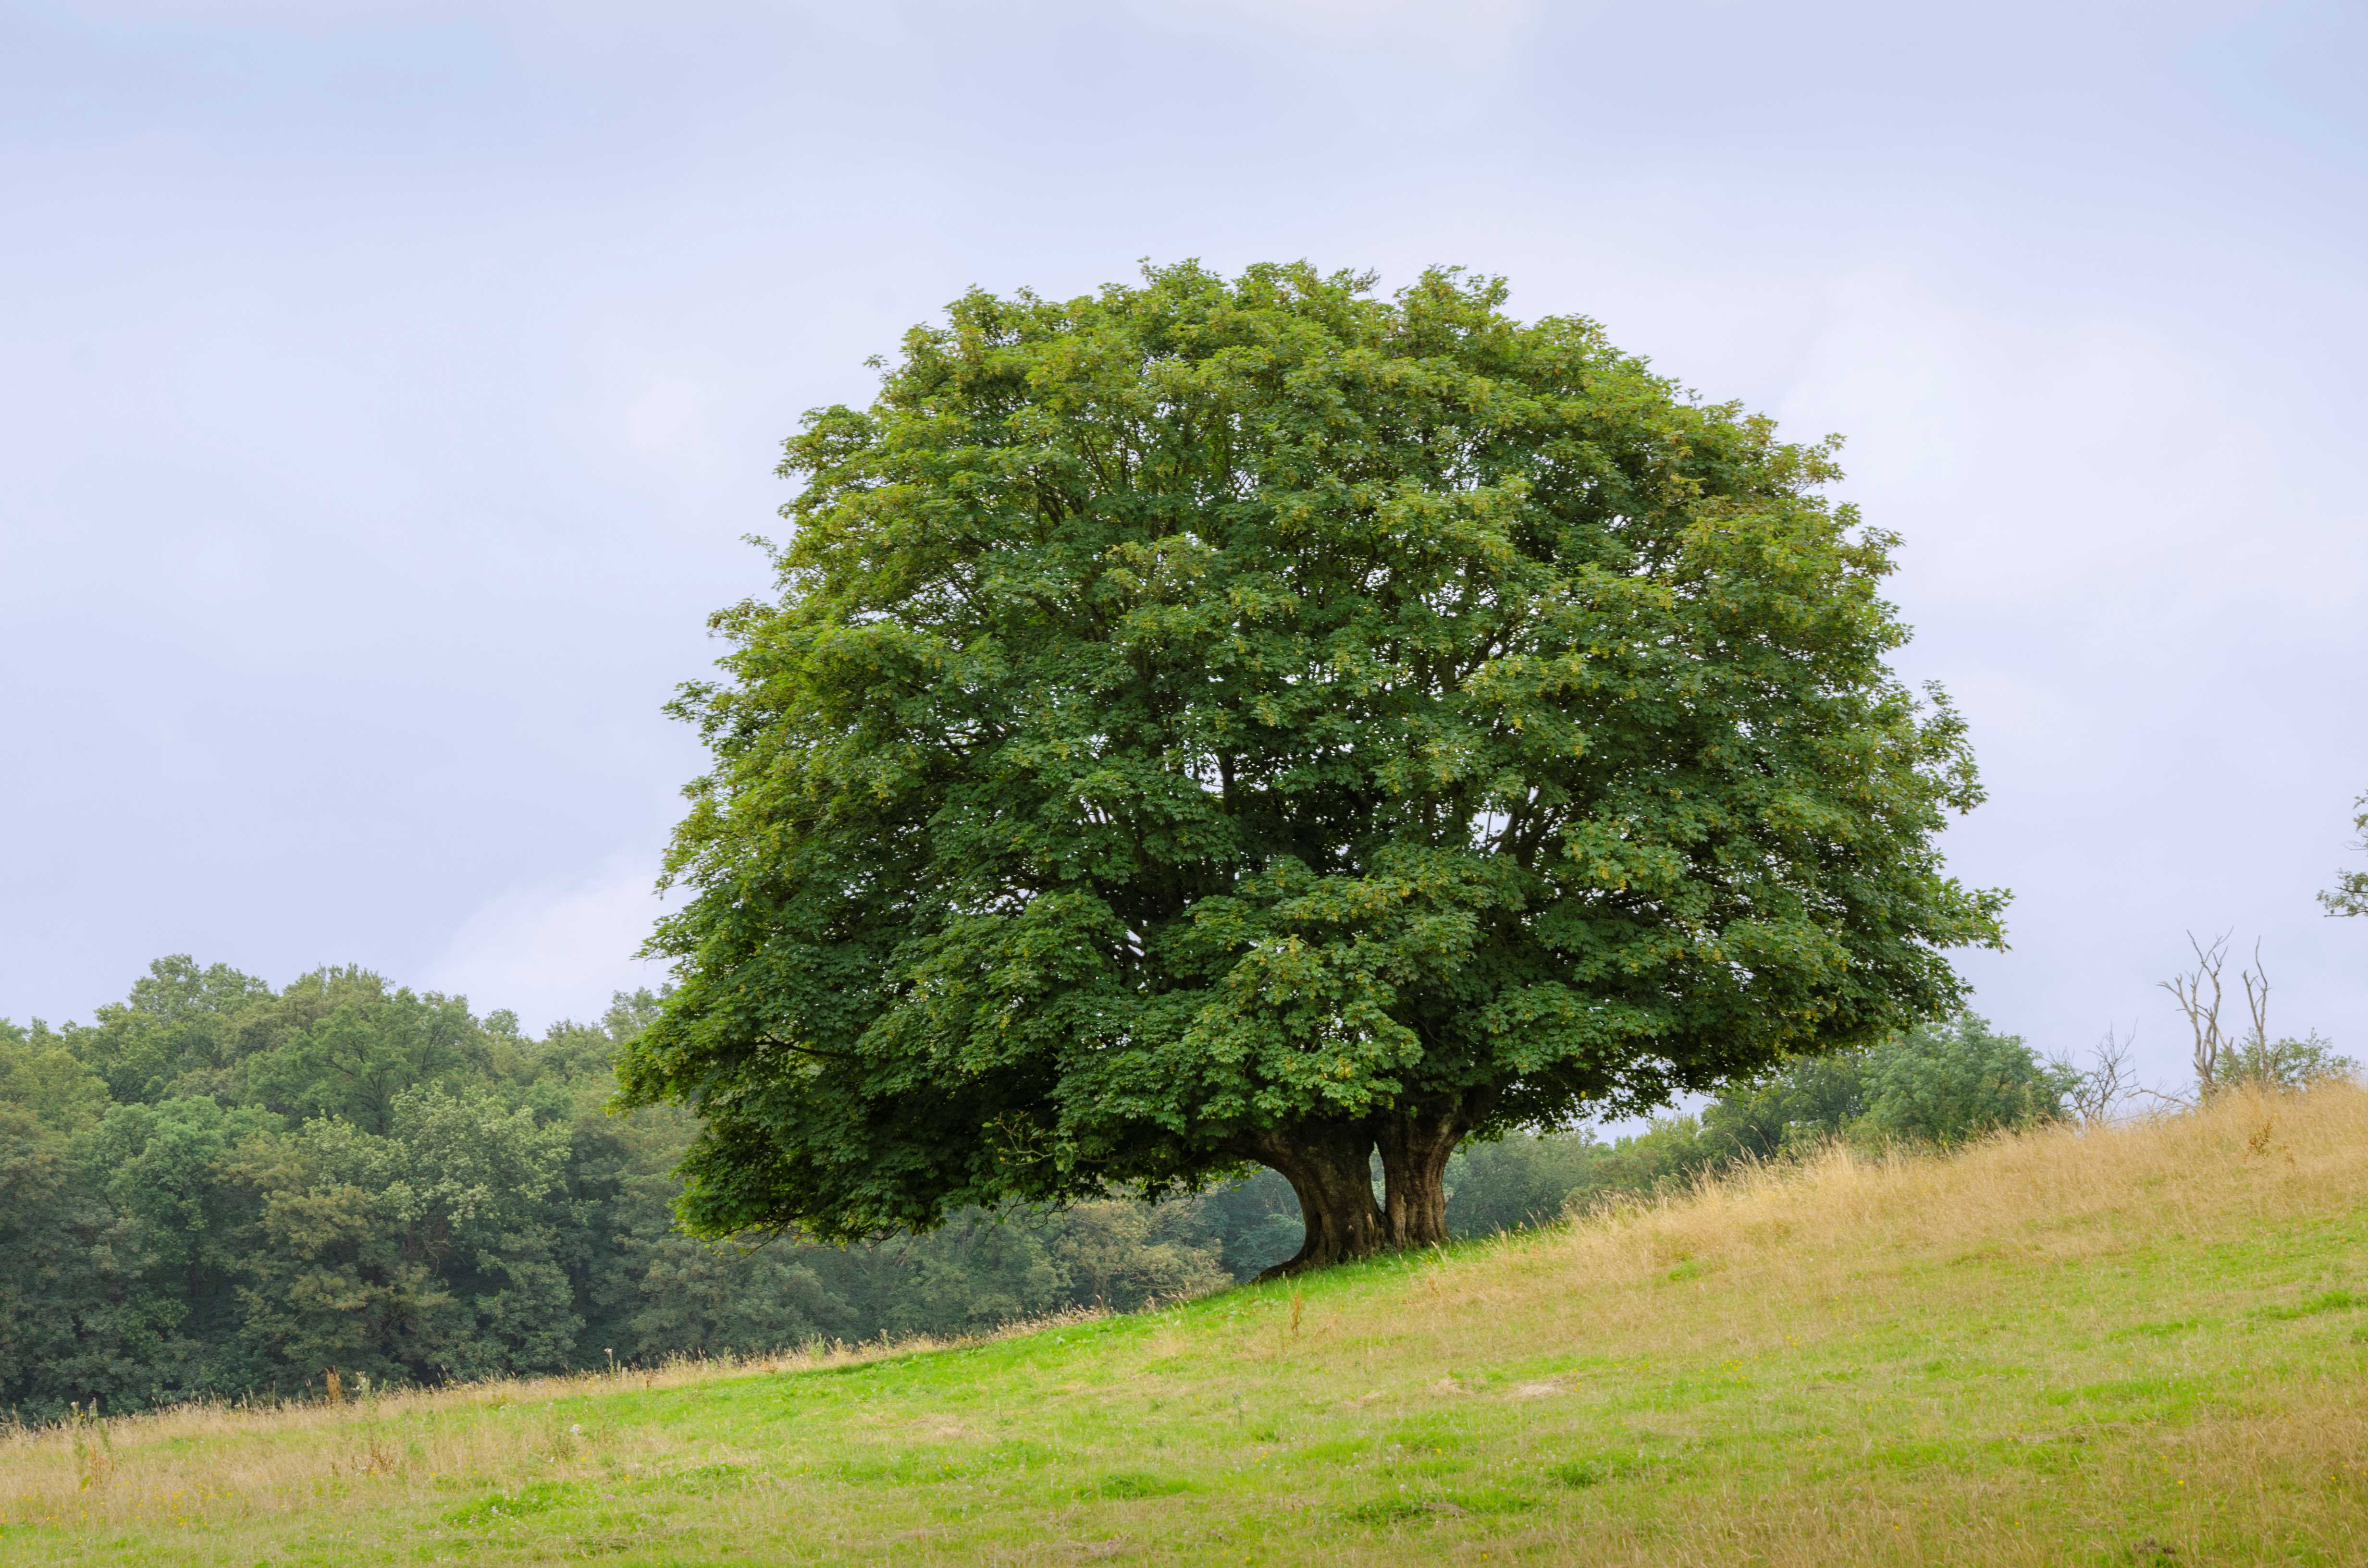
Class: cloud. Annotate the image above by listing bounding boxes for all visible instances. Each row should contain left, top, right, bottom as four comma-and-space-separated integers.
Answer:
422, 851, 674, 1033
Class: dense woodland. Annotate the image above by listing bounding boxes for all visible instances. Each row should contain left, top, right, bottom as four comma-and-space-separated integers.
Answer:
3, 957, 2088, 1419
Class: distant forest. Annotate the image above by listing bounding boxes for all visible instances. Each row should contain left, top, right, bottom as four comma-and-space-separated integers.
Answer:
2, 958, 2076, 1420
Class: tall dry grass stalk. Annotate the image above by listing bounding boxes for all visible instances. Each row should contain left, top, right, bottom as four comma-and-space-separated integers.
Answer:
1550, 1081, 2356, 1294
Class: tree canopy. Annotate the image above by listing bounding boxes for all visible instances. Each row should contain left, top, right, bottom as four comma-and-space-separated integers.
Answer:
621, 259, 2007, 1273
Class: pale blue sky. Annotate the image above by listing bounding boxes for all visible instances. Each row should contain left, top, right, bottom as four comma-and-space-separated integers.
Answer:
5, 0, 2364, 1097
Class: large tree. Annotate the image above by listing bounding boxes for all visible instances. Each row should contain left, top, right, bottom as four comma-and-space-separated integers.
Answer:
619, 261, 2007, 1274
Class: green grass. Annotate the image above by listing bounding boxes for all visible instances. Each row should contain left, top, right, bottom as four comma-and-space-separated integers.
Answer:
9, 1086, 2368, 1565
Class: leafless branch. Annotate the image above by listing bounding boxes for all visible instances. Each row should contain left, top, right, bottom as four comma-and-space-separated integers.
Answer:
2241, 940, 2270, 1057
2055, 1023, 2137, 1127
2159, 931, 2231, 1097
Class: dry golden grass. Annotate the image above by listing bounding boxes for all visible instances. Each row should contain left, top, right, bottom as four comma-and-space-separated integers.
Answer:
1542, 1077, 2356, 1324
7, 1085, 2368, 1566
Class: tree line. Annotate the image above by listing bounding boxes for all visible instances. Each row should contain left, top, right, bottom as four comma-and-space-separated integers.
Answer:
0, 957, 1257, 1420
3, 956, 2090, 1421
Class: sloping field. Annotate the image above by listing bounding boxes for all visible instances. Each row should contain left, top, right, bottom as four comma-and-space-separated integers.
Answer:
7, 1086, 2368, 1567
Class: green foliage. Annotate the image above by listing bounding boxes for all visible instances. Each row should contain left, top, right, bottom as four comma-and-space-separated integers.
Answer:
0, 1087, 162, 1416
2217, 1031, 2358, 1093
1695, 1048, 1870, 1160
0, 1020, 111, 1133
0, 957, 1276, 1418
1854, 1015, 2079, 1147
62, 956, 272, 1105
1443, 1118, 1726, 1238
1441, 1011, 2074, 1238
1697, 1012, 2073, 1157
232, 1087, 578, 1390
623, 259, 2004, 1260
2322, 791, 2368, 919
1441, 1133, 1598, 1237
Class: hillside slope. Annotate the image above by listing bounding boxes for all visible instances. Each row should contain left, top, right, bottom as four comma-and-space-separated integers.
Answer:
7, 1086, 2368, 1566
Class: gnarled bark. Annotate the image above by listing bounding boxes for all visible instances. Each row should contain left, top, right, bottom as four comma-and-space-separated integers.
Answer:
1376, 1105, 1464, 1249
1227, 1123, 1384, 1280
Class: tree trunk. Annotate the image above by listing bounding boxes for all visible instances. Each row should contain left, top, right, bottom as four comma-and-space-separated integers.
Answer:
1227, 1124, 1385, 1280
1376, 1106, 1464, 1249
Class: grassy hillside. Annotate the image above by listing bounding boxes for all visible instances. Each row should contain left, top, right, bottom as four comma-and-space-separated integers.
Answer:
7, 1087, 2368, 1567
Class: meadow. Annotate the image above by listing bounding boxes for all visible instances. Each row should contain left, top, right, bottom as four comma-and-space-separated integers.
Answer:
6, 1085, 2367, 1567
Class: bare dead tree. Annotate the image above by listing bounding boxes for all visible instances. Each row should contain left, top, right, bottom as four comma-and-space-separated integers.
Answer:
2055, 1025, 2137, 1127
2240, 941, 2271, 1062
2160, 934, 2296, 1099
2160, 932, 2232, 1097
